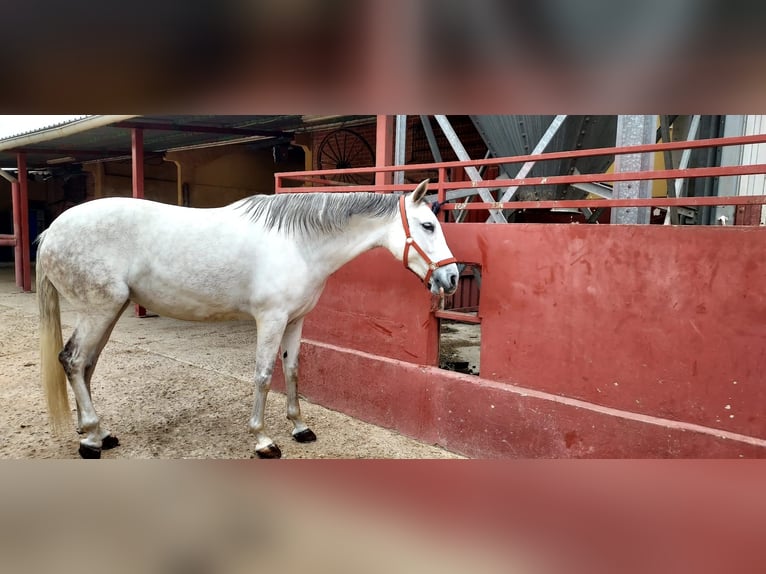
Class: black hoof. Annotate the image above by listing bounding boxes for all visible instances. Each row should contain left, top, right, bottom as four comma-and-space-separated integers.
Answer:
101, 435, 120, 450
78, 444, 102, 459
293, 429, 317, 443
255, 444, 282, 459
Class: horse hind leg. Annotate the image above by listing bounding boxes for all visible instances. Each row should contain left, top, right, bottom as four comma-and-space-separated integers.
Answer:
75, 306, 126, 448
61, 302, 128, 459
76, 328, 124, 451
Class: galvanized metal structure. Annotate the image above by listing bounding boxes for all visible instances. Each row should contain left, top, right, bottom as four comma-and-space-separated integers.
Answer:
350, 115, 766, 227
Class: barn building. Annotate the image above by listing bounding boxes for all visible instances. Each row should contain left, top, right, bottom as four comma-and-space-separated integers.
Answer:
1, 114, 765, 457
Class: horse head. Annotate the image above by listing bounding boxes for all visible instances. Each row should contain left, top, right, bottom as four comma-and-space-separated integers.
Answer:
392, 179, 459, 296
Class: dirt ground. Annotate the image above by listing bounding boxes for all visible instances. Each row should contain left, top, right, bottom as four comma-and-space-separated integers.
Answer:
439, 320, 481, 375
0, 266, 462, 459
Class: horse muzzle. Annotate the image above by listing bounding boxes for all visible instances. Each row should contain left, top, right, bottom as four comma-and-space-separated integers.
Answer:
428, 263, 459, 296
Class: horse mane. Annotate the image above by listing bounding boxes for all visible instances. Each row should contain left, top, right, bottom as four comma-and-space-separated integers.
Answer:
234, 192, 400, 237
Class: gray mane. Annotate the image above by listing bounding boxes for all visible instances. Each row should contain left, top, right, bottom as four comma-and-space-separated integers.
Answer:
234, 192, 400, 237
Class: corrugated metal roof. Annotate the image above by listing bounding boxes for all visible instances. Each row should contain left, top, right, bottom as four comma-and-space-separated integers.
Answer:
0, 115, 372, 169
0, 115, 90, 139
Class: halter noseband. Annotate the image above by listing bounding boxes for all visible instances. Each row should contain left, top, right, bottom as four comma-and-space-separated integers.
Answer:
398, 195, 457, 287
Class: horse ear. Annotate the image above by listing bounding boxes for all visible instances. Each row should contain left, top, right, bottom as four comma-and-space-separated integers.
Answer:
410, 179, 429, 204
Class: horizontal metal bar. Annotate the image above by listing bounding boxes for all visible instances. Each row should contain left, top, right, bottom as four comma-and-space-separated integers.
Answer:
276, 132, 766, 181
424, 187, 500, 204
500, 163, 766, 193
441, 195, 766, 211
276, 182, 416, 194
433, 115, 507, 222
277, 163, 766, 195
289, 176, 349, 186
0, 235, 17, 246
570, 181, 613, 199
434, 310, 482, 324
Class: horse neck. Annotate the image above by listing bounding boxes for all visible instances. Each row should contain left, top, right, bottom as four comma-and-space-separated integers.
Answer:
301, 215, 395, 278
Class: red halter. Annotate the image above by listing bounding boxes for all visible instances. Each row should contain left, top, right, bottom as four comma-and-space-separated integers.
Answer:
398, 195, 457, 287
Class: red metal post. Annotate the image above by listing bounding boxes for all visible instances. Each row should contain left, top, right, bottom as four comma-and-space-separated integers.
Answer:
11, 180, 22, 289
437, 166, 447, 222
437, 167, 446, 203
735, 204, 762, 225
16, 153, 31, 291
375, 115, 394, 187
132, 128, 147, 317
132, 128, 145, 199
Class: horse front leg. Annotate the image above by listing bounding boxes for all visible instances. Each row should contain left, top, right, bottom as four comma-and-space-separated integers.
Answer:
280, 318, 316, 444
249, 314, 287, 459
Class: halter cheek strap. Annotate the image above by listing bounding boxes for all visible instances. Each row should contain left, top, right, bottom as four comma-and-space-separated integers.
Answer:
399, 195, 457, 286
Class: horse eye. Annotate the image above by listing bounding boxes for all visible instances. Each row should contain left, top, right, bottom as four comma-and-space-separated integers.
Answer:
421, 222, 435, 232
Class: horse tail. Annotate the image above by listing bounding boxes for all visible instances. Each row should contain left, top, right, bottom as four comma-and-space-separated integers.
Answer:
37, 233, 71, 434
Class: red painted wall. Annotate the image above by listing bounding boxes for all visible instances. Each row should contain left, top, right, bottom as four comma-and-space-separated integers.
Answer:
278, 341, 766, 458
451, 224, 766, 440
275, 223, 766, 457
302, 252, 438, 364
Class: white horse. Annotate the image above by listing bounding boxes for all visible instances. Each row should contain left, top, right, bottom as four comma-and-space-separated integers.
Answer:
36, 180, 458, 458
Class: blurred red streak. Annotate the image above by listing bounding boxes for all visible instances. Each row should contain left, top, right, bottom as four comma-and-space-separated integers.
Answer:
230, 460, 766, 574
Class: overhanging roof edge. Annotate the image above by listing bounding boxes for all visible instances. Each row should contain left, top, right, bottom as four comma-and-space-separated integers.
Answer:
0, 115, 138, 152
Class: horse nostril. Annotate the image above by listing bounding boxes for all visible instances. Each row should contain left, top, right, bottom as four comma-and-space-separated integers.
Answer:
449, 273, 457, 289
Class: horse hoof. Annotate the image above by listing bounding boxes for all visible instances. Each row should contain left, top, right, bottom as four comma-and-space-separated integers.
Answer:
102, 435, 120, 450
255, 444, 282, 459
293, 429, 317, 443
78, 444, 102, 459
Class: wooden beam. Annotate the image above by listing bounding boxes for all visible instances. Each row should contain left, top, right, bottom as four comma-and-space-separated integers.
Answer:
7, 147, 130, 157
113, 120, 288, 138
93, 161, 104, 199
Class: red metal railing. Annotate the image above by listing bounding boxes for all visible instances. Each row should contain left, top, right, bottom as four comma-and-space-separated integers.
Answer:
275, 132, 766, 212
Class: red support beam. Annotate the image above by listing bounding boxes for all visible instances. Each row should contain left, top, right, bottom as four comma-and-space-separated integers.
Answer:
375, 115, 394, 187
132, 128, 145, 199
437, 166, 448, 222
132, 128, 146, 317
11, 180, 22, 289
17, 153, 31, 291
